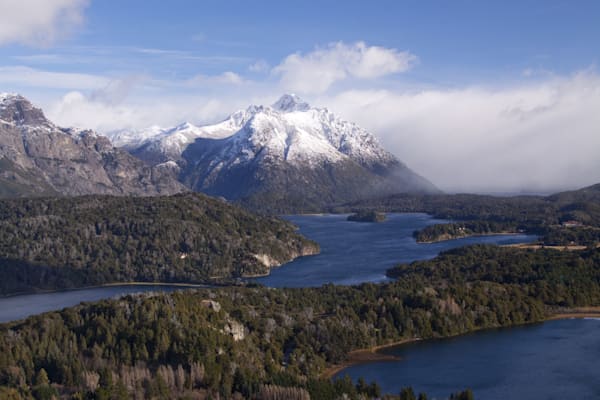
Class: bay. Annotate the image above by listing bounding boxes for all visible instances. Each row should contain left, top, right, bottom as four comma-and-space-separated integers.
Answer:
337, 319, 600, 400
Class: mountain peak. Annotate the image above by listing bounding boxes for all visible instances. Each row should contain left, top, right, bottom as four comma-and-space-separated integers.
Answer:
271, 94, 311, 112
0, 94, 187, 197
0, 93, 49, 127
0, 92, 21, 102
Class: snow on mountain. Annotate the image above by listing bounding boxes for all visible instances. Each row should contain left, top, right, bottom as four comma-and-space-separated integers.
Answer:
120, 94, 397, 169
0, 93, 54, 129
0, 93, 14, 104
271, 93, 311, 112
109, 94, 438, 210
107, 125, 166, 148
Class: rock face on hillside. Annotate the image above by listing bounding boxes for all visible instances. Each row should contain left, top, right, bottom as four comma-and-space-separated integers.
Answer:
115, 94, 439, 212
0, 93, 186, 197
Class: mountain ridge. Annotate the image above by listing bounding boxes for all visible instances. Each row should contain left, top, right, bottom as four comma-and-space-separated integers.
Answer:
0, 93, 187, 197
113, 94, 439, 211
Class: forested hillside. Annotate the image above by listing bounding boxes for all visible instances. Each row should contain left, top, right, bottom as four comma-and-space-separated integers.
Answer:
0, 194, 318, 295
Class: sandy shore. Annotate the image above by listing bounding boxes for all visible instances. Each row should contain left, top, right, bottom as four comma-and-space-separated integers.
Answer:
547, 306, 600, 320
417, 231, 522, 244
503, 243, 590, 251
321, 338, 420, 379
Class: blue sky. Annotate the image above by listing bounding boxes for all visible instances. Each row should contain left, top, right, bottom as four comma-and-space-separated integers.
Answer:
1, 0, 600, 192
3, 1, 599, 83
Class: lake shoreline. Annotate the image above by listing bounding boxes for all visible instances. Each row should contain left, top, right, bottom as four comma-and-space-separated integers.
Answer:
547, 306, 600, 320
0, 281, 213, 299
321, 338, 421, 379
325, 307, 600, 380
416, 231, 524, 244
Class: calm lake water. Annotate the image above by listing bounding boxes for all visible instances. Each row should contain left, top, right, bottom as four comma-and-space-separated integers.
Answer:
0, 285, 200, 323
0, 213, 594, 397
337, 319, 600, 400
0, 213, 536, 322
256, 213, 537, 287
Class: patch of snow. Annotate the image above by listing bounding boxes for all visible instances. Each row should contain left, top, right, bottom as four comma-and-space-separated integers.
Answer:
156, 160, 180, 170
0, 93, 20, 104
62, 126, 98, 138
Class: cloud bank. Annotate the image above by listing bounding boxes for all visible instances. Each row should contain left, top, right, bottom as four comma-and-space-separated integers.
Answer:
0, 0, 89, 46
323, 71, 600, 193
273, 42, 417, 94
45, 70, 600, 193
4, 39, 598, 193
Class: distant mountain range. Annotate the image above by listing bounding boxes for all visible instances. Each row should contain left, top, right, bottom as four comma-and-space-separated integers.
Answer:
0, 93, 186, 197
110, 94, 439, 211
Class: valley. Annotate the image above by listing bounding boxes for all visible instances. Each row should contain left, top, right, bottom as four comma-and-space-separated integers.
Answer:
1, 94, 599, 400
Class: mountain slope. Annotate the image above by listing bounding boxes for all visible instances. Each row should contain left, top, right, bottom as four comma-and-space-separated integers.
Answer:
0, 93, 186, 197
0, 193, 319, 295
121, 94, 438, 212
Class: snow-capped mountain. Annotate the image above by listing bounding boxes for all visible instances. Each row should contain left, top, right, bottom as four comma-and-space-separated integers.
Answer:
0, 93, 186, 197
115, 94, 439, 211
107, 108, 257, 165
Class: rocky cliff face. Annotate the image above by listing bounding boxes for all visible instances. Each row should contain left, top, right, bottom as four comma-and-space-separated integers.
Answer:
0, 93, 187, 197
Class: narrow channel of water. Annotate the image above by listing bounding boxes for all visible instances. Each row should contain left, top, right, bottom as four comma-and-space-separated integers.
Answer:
256, 213, 537, 287
0, 213, 537, 322
0, 285, 200, 323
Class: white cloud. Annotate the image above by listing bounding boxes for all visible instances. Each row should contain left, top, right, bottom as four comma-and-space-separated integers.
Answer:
188, 71, 245, 86
46, 89, 259, 133
273, 41, 417, 94
0, 66, 110, 89
249, 59, 269, 73
7, 48, 599, 193
89, 76, 147, 105
0, 0, 89, 47
322, 71, 600, 193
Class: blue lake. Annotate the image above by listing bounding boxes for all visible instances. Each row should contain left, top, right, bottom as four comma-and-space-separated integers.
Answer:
0, 213, 536, 322
337, 318, 600, 400
256, 213, 537, 287
0, 213, 595, 398
0, 285, 200, 323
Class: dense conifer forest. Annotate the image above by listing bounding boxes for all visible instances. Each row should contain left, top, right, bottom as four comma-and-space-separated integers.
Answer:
0, 194, 318, 295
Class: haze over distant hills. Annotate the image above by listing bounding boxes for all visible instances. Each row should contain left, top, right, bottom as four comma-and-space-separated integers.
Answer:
0, 93, 186, 197
111, 94, 439, 211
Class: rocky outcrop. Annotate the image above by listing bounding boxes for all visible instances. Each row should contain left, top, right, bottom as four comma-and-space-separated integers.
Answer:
0, 93, 187, 197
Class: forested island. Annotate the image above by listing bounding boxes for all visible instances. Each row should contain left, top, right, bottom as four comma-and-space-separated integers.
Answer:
1, 242, 599, 399
347, 211, 386, 223
0, 194, 318, 296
